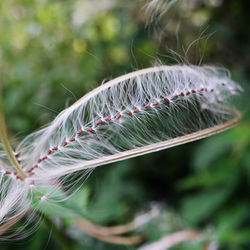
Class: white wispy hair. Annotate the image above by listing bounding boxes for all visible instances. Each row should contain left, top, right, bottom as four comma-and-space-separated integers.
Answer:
0, 64, 242, 235
143, 0, 180, 25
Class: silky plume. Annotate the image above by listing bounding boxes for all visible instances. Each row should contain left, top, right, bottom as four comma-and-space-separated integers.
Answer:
0, 64, 242, 234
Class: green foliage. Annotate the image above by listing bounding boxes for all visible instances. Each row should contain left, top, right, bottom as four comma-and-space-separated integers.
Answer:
181, 188, 232, 225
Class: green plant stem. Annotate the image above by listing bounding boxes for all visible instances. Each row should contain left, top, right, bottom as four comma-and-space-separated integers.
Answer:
0, 88, 26, 179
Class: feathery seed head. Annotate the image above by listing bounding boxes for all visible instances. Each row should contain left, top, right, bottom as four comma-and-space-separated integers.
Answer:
0, 64, 242, 237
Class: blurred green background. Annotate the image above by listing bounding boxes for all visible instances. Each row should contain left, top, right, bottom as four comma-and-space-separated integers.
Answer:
0, 0, 250, 249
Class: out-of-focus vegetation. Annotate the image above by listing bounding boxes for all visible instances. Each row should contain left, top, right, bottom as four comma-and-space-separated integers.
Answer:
0, 0, 249, 249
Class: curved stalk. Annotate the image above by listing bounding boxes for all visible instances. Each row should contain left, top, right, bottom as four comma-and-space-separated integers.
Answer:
0, 90, 26, 179
50, 107, 241, 177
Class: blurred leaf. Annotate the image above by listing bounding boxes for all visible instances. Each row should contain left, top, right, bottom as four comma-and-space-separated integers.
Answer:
181, 188, 231, 225
193, 124, 250, 170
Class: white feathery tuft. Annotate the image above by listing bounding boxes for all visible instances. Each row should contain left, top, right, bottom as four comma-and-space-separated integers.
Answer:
0, 64, 242, 235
